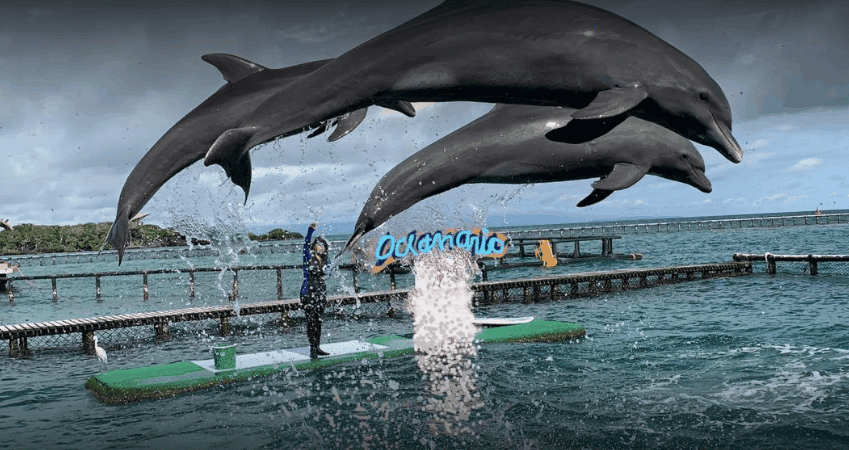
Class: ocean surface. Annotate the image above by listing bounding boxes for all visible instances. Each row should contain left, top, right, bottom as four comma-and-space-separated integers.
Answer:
2, 213, 849, 449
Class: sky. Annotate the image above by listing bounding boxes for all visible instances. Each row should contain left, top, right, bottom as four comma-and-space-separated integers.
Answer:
1, 0, 848, 240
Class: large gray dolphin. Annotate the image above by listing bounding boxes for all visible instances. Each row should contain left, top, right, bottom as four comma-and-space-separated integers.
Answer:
104, 53, 414, 263
204, 0, 743, 189
343, 104, 712, 252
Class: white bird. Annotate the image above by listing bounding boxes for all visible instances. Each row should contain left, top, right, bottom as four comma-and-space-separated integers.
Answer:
93, 335, 108, 372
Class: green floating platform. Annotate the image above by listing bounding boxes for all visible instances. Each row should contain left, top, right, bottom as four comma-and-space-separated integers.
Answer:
86, 320, 584, 405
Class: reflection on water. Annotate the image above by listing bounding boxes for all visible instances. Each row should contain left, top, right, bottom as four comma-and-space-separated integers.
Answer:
408, 249, 484, 435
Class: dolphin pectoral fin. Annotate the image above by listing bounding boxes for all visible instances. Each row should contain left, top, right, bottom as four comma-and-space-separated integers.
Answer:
103, 213, 130, 265
592, 163, 647, 191
201, 53, 268, 83
230, 153, 253, 202
376, 100, 416, 117
204, 127, 256, 200
328, 108, 369, 142
571, 86, 648, 120
545, 115, 627, 144
577, 189, 614, 207
306, 122, 329, 139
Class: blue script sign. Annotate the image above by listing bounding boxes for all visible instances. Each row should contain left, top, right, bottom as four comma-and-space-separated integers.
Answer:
372, 228, 508, 273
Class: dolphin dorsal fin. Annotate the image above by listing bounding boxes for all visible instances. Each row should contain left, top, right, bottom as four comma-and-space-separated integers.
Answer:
201, 53, 268, 83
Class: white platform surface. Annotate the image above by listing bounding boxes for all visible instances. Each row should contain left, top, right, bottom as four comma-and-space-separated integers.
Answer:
473, 316, 534, 326
193, 340, 388, 372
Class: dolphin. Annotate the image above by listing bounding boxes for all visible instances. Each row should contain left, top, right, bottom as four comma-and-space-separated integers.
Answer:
204, 0, 743, 189
104, 53, 414, 263
343, 104, 712, 252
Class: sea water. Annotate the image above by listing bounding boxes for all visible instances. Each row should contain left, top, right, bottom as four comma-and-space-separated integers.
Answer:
1, 217, 849, 449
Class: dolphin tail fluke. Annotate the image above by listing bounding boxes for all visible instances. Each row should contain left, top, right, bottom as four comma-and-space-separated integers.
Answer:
327, 108, 369, 142
204, 127, 255, 201
102, 213, 130, 265
577, 189, 614, 207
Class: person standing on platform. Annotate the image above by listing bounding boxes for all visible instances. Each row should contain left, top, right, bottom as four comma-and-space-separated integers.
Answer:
301, 223, 329, 359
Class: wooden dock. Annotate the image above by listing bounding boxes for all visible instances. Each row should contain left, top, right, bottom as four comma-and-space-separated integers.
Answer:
733, 253, 849, 275
2, 261, 752, 357
510, 212, 849, 239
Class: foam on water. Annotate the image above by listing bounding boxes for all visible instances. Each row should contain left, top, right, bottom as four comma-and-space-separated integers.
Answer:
407, 248, 484, 435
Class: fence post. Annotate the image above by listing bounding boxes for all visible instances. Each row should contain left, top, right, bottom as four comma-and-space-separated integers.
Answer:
52, 277, 58, 300
766, 255, 776, 274
189, 270, 196, 298
351, 266, 360, 294
389, 271, 397, 291
154, 321, 170, 340
809, 256, 818, 275
7, 281, 13, 302
143, 271, 150, 300
95, 275, 102, 300
219, 317, 232, 336
82, 331, 94, 355
276, 268, 283, 299
230, 269, 239, 302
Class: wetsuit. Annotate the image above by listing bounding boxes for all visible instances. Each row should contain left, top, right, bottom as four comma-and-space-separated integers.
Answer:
300, 228, 327, 357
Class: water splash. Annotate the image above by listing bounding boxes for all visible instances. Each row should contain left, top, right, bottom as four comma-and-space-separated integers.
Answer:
407, 248, 484, 435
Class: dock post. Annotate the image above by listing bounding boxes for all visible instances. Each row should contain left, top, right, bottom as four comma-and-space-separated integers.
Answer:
389, 271, 396, 291
154, 321, 170, 340
143, 271, 149, 300
351, 266, 360, 294
281, 310, 291, 328
52, 277, 58, 300
95, 275, 102, 300
573, 241, 581, 258
8, 338, 19, 357
276, 268, 284, 299
230, 269, 239, 302
82, 331, 94, 355
219, 317, 232, 336
809, 256, 818, 275
7, 281, 13, 302
519, 243, 526, 258
189, 270, 196, 298
766, 255, 776, 274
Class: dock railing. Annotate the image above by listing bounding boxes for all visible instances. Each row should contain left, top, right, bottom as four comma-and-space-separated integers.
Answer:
733, 253, 849, 275
2, 261, 752, 357
507, 212, 849, 239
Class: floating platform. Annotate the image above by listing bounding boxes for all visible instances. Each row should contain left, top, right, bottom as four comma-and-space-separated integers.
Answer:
85, 320, 585, 405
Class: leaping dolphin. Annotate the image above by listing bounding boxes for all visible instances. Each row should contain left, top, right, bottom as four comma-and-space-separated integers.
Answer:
205, 0, 742, 189
104, 53, 414, 263
343, 104, 712, 252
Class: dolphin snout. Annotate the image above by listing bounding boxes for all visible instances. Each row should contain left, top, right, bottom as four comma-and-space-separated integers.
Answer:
690, 167, 712, 193
710, 112, 743, 164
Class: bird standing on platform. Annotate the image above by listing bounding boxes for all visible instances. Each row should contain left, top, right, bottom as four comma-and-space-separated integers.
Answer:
93, 335, 108, 372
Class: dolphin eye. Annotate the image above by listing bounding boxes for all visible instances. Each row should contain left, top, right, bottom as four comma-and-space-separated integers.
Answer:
698, 92, 710, 102
682, 153, 689, 159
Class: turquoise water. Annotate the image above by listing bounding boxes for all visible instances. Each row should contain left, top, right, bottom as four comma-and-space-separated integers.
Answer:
2, 218, 849, 449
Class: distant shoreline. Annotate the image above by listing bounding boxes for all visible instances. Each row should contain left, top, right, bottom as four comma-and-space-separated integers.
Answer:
0, 222, 301, 257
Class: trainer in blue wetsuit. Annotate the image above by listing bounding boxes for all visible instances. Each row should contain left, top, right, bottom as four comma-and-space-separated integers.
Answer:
301, 223, 329, 359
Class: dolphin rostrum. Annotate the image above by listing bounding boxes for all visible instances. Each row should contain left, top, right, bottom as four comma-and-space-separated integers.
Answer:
344, 104, 712, 252
205, 0, 742, 189
104, 53, 413, 263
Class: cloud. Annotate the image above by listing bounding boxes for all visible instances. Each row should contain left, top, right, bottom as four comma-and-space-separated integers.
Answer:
788, 157, 822, 172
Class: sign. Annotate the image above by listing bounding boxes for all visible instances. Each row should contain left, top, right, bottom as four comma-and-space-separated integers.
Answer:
372, 228, 508, 273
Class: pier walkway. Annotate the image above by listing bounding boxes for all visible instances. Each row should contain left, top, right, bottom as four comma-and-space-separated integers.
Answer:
2, 261, 752, 357
510, 212, 849, 239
